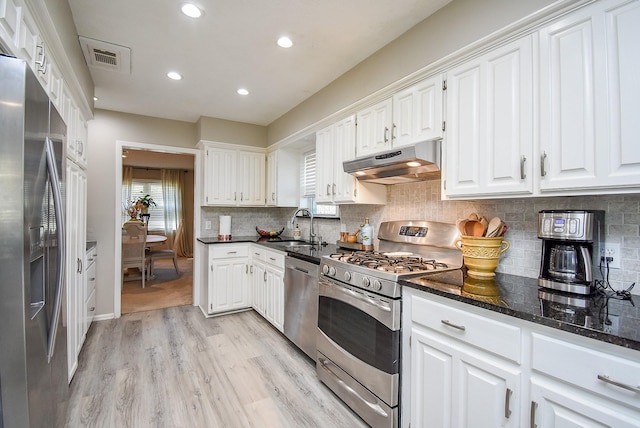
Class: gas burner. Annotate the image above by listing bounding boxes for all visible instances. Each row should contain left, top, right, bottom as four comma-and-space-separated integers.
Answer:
328, 251, 450, 274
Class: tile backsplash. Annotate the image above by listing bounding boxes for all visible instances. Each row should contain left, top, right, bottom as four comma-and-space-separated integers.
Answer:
201, 182, 640, 295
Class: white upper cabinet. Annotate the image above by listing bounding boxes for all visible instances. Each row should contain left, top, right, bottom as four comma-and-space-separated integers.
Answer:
316, 115, 386, 205
202, 144, 266, 206
356, 99, 393, 156
392, 74, 444, 148
0, 0, 20, 51
444, 35, 534, 198
356, 75, 445, 157
539, 0, 640, 193
265, 149, 298, 207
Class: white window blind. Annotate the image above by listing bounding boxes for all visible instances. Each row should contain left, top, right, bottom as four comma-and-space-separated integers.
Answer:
130, 180, 165, 230
302, 151, 316, 197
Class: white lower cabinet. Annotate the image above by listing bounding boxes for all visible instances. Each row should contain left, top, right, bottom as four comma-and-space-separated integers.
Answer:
84, 245, 97, 338
402, 288, 640, 428
200, 243, 251, 316
251, 245, 284, 332
405, 290, 521, 427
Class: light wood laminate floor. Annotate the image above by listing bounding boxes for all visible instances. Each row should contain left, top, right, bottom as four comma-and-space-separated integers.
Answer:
65, 305, 367, 427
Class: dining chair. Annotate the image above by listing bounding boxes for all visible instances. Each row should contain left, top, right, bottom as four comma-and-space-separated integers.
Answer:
148, 219, 182, 277
122, 222, 151, 288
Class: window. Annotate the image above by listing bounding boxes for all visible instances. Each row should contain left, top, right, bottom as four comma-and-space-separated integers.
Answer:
128, 180, 165, 230
299, 151, 339, 217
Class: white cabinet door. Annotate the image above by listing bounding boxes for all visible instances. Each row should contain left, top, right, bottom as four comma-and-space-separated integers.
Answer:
356, 98, 393, 156
411, 327, 520, 428
445, 35, 533, 197
393, 75, 444, 148
203, 147, 236, 205
530, 377, 640, 428
539, 0, 640, 192
333, 115, 357, 203
251, 261, 266, 317
265, 149, 299, 207
268, 266, 284, 332
237, 151, 265, 206
0, 0, 20, 51
208, 258, 249, 314
65, 161, 87, 383
315, 124, 334, 204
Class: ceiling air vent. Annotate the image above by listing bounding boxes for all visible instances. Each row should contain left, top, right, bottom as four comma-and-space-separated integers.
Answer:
79, 36, 131, 74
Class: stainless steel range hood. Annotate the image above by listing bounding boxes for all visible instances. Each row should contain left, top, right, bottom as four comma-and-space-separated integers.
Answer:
343, 138, 441, 185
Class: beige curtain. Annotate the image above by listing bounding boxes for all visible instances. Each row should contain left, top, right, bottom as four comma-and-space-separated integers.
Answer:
122, 166, 134, 223
161, 169, 192, 257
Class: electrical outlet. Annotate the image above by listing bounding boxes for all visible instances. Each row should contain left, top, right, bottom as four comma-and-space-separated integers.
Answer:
599, 243, 621, 269
205, 220, 212, 230
604, 314, 620, 334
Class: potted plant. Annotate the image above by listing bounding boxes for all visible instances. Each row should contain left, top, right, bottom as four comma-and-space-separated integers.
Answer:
135, 194, 157, 214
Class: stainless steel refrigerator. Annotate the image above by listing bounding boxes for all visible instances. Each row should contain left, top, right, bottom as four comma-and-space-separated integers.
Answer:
0, 55, 68, 427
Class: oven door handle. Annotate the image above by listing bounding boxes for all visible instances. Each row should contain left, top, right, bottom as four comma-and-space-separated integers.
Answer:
325, 281, 391, 313
318, 357, 389, 418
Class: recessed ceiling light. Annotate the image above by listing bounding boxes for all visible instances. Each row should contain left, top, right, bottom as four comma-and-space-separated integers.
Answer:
93, 96, 99, 101
181, 3, 203, 18
277, 36, 293, 48
237, 88, 249, 95
167, 71, 183, 80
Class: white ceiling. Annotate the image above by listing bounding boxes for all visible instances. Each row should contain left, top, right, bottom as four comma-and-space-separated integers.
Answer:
68, 0, 451, 126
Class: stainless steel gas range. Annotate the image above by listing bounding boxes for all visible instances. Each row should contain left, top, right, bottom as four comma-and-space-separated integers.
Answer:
316, 220, 462, 428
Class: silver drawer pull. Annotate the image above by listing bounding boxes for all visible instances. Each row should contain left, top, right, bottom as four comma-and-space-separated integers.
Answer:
441, 319, 465, 331
269, 257, 276, 261
227, 251, 237, 255
597, 374, 640, 393
530, 401, 537, 428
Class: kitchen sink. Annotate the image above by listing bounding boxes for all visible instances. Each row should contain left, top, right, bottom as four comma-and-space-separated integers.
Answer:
275, 241, 315, 248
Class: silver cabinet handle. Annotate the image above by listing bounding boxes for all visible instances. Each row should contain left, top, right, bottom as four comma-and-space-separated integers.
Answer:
332, 183, 336, 195
77, 257, 83, 274
504, 388, 512, 418
245, 265, 248, 274
530, 401, 538, 428
35, 44, 47, 73
441, 319, 465, 331
540, 151, 547, 177
269, 257, 276, 261
391, 123, 396, 140
384, 126, 389, 143
240, 192, 244, 201
263, 271, 267, 282
520, 156, 526, 180
226, 251, 237, 255
597, 374, 640, 393
250, 265, 253, 274
234, 191, 237, 201
77, 140, 84, 156
271, 192, 275, 201
89, 306, 95, 312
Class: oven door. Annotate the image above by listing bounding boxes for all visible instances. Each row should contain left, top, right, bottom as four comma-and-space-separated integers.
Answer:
317, 275, 400, 408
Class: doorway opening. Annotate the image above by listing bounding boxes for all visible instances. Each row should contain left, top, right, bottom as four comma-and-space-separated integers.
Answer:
115, 142, 200, 316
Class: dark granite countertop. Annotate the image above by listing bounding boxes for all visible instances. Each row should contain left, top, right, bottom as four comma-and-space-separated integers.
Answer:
197, 235, 341, 265
401, 271, 640, 351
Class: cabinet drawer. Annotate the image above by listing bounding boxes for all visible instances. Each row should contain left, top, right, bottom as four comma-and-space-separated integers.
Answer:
411, 294, 521, 363
210, 244, 249, 259
86, 246, 97, 265
264, 249, 285, 268
251, 245, 266, 262
86, 287, 96, 322
531, 333, 640, 409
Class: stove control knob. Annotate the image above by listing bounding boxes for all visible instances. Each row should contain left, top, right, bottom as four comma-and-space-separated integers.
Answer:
322, 265, 329, 275
344, 271, 352, 282
328, 266, 336, 277
362, 277, 371, 288
372, 279, 383, 291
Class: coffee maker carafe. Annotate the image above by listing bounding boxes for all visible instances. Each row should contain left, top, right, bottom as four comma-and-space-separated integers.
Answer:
538, 210, 604, 295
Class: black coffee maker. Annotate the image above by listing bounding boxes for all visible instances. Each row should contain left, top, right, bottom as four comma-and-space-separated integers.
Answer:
538, 210, 604, 295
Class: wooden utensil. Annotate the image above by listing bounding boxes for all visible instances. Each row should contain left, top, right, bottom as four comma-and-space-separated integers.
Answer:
468, 212, 479, 221
486, 217, 503, 237
464, 220, 485, 237
479, 216, 489, 236
457, 219, 469, 235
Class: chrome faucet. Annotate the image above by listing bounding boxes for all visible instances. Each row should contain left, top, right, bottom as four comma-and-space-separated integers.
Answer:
291, 208, 316, 243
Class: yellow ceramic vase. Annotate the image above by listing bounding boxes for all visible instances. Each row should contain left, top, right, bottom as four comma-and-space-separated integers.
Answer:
456, 236, 510, 279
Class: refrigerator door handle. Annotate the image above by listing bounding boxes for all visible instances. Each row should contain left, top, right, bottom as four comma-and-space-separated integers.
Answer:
45, 136, 65, 363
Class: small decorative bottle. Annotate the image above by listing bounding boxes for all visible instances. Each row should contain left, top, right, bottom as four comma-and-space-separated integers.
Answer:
293, 223, 301, 240
361, 217, 373, 250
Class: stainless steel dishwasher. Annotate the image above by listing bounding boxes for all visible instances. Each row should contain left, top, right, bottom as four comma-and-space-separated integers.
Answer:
284, 255, 319, 360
